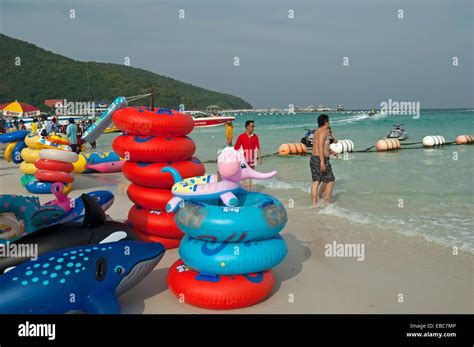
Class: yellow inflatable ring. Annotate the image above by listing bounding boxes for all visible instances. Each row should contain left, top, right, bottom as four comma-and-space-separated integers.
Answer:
20, 148, 40, 163
25, 133, 72, 151
4, 141, 17, 163
47, 133, 70, 145
72, 154, 87, 173
19, 161, 38, 175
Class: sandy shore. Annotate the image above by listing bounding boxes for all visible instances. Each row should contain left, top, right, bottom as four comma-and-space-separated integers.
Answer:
1, 160, 472, 313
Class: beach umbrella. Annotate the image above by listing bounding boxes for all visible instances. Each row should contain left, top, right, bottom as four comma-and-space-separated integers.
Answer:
0, 101, 40, 118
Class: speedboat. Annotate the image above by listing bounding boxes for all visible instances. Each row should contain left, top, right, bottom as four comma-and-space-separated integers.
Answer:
387, 124, 408, 140
185, 111, 236, 128
301, 128, 315, 147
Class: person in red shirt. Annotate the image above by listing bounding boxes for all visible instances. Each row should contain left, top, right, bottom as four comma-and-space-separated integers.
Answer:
234, 120, 262, 190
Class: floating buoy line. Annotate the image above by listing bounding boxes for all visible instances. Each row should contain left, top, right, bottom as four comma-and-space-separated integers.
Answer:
202, 134, 472, 163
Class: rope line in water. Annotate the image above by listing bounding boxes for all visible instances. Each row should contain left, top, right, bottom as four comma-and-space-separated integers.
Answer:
201, 141, 463, 162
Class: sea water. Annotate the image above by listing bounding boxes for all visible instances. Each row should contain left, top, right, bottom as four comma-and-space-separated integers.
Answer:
97, 109, 474, 254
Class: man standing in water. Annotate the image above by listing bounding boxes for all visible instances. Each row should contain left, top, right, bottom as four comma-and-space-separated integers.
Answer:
234, 120, 262, 190
310, 114, 336, 207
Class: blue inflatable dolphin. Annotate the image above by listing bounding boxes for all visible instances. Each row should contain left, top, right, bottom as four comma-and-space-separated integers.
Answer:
0, 241, 165, 314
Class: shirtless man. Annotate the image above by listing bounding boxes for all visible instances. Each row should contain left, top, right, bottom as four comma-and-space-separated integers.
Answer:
310, 114, 337, 207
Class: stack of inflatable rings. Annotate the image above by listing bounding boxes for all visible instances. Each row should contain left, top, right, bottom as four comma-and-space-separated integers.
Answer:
20, 132, 76, 194
167, 191, 289, 310
0, 130, 28, 165
112, 106, 204, 249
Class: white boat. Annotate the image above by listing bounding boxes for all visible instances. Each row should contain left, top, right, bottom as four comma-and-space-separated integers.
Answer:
185, 111, 236, 128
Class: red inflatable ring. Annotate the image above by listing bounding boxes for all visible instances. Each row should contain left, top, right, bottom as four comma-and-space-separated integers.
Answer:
113, 135, 195, 162
167, 259, 275, 310
34, 159, 74, 173
127, 184, 173, 210
128, 205, 183, 239
112, 107, 194, 137
35, 170, 74, 183
122, 158, 205, 189
134, 230, 181, 250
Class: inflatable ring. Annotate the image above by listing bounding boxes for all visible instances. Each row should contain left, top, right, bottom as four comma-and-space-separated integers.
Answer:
128, 205, 183, 239
72, 154, 87, 173
12, 141, 27, 164
39, 149, 78, 163
35, 170, 74, 183
0, 130, 29, 144
20, 161, 38, 175
113, 135, 195, 162
123, 158, 205, 189
34, 159, 74, 173
167, 259, 275, 310
112, 107, 194, 137
180, 235, 287, 275
25, 133, 72, 151
24, 179, 73, 195
46, 133, 70, 145
175, 192, 288, 243
127, 184, 173, 210
21, 148, 40, 163
134, 229, 181, 250
4, 141, 17, 162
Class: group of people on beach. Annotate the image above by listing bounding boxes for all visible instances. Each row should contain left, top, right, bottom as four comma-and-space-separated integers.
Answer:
0, 116, 96, 153
230, 114, 336, 207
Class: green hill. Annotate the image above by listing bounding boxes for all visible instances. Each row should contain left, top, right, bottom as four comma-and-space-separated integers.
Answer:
0, 34, 252, 110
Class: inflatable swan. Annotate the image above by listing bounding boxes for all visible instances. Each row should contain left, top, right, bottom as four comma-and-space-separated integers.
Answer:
162, 147, 276, 212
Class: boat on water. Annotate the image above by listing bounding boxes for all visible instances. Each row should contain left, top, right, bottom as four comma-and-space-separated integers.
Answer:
387, 124, 408, 140
185, 111, 235, 128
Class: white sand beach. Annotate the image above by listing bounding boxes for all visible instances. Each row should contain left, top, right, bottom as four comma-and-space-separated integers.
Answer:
1, 160, 471, 314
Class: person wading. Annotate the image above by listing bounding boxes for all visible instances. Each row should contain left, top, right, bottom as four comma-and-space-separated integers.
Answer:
310, 114, 337, 207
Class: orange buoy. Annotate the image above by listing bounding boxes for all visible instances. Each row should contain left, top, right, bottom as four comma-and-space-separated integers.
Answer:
456, 135, 474, 145
278, 143, 307, 156
376, 138, 400, 151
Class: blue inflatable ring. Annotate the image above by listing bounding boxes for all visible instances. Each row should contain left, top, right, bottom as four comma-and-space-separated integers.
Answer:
22, 177, 71, 195
175, 192, 288, 243
12, 141, 27, 164
179, 234, 287, 275
0, 130, 29, 144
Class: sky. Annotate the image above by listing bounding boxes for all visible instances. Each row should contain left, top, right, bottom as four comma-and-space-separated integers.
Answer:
1, 0, 473, 109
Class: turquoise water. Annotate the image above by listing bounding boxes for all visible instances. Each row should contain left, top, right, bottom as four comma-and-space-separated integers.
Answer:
98, 109, 474, 253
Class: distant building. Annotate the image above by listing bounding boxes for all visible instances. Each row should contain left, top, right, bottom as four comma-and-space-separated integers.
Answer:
44, 99, 63, 108
206, 105, 221, 113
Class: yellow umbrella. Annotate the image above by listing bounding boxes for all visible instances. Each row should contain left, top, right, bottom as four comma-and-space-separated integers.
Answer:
0, 101, 40, 118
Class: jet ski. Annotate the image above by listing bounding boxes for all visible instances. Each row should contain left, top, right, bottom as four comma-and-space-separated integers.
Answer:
387, 124, 408, 140
301, 129, 315, 147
